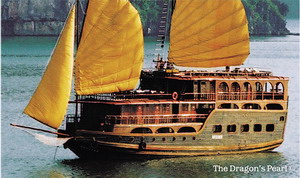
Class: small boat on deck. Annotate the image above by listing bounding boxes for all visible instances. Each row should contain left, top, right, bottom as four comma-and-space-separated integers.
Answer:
19, 0, 288, 159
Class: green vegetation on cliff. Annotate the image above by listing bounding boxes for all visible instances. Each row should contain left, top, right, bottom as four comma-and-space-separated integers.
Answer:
130, 0, 290, 36
242, 0, 289, 35
1, 0, 291, 36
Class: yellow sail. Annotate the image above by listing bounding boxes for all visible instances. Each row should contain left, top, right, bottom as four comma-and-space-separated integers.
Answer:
169, 0, 250, 67
24, 6, 75, 129
75, 0, 144, 95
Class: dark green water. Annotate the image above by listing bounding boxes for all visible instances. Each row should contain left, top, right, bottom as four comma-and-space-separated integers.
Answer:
1, 22, 299, 177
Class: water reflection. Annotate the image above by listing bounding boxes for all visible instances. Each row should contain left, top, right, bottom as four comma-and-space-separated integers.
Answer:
51, 152, 296, 178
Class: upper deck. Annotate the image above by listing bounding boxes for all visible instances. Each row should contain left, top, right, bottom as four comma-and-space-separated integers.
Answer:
73, 68, 288, 104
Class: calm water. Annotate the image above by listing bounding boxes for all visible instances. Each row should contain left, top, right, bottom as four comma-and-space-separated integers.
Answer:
1, 23, 299, 177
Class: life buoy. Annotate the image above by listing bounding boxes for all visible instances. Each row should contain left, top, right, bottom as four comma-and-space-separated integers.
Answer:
139, 142, 147, 150
172, 92, 178, 100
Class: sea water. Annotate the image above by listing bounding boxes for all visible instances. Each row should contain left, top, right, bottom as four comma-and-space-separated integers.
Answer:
1, 22, 299, 177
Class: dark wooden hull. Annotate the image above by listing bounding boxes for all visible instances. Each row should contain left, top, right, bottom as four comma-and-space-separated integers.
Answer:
64, 137, 282, 159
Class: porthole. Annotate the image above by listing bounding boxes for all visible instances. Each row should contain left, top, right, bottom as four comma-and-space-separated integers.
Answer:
213, 125, 222, 133
227, 125, 236, 132
152, 138, 156, 142
254, 124, 262, 132
192, 137, 196, 140
183, 137, 186, 141
162, 137, 166, 142
280, 116, 285, 121
241, 124, 249, 132
266, 124, 275, 132
172, 137, 176, 141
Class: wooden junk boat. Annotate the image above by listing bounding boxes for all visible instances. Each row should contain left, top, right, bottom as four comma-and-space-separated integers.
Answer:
19, 0, 288, 159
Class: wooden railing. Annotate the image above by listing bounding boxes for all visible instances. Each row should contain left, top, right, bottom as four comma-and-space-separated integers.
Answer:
77, 91, 284, 102
217, 92, 284, 100
105, 114, 208, 125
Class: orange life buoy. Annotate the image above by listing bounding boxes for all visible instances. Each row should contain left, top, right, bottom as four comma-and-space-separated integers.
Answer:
172, 92, 178, 100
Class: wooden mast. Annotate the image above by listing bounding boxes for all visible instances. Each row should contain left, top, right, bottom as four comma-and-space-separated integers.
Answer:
75, 0, 79, 125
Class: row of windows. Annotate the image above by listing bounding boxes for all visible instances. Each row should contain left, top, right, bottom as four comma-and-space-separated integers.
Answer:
213, 124, 275, 133
131, 126, 196, 134
218, 103, 284, 110
218, 82, 284, 93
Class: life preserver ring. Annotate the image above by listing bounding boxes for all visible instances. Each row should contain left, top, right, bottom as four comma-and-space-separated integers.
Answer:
172, 92, 178, 100
139, 142, 147, 150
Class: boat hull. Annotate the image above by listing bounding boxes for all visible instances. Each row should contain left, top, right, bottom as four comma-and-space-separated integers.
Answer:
63, 109, 287, 159
64, 138, 282, 159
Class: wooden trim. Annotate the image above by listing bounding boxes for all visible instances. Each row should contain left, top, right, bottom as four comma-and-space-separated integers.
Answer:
86, 138, 282, 151
135, 144, 281, 156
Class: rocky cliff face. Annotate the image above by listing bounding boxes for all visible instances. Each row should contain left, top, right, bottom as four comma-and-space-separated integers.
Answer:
1, 0, 72, 35
1, 0, 290, 36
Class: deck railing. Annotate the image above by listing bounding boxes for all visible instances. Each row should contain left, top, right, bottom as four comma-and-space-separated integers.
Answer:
105, 114, 208, 125
217, 92, 284, 100
78, 91, 284, 102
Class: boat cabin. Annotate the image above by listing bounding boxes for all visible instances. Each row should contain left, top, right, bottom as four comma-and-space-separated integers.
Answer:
66, 68, 288, 134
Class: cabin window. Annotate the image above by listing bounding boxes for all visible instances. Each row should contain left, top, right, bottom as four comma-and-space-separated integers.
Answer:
213, 125, 222, 133
218, 103, 239, 109
131, 127, 153, 133
243, 82, 252, 92
231, 82, 241, 92
241, 124, 250, 132
264, 104, 283, 110
242, 82, 252, 100
255, 82, 263, 92
275, 82, 284, 100
266, 124, 275, 132
242, 103, 261, 110
275, 82, 284, 92
178, 127, 196, 133
254, 124, 262, 132
264, 82, 273, 92
156, 127, 174, 133
227, 125, 236, 132
255, 82, 263, 99
264, 82, 273, 99
182, 104, 189, 112
162, 104, 170, 113
191, 104, 197, 111
280, 116, 285, 121
219, 82, 229, 92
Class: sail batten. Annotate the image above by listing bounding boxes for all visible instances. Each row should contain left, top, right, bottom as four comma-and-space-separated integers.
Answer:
75, 0, 144, 95
24, 5, 75, 129
169, 0, 250, 68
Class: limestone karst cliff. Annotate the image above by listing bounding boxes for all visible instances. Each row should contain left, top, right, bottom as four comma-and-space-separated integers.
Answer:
1, 0, 73, 35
